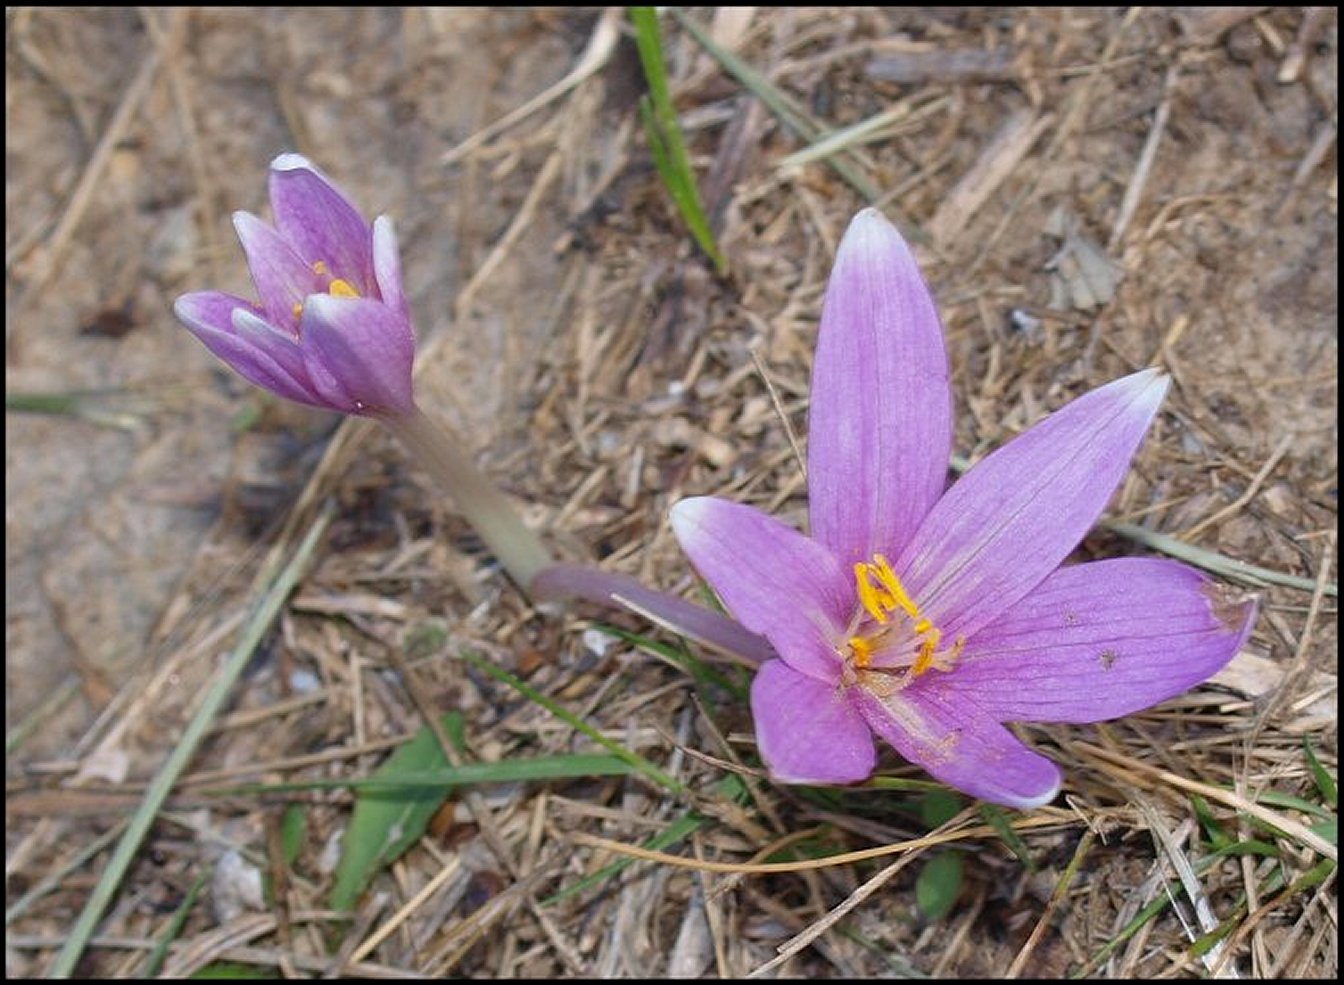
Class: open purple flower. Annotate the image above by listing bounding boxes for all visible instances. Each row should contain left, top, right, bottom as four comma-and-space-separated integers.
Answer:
174, 154, 415, 418
670, 209, 1256, 808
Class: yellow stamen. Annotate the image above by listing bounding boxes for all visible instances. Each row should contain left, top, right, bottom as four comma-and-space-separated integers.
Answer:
850, 636, 874, 669
870, 554, 920, 620
854, 562, 891, 625
911, 628, 941, 676
291, 263, 362, 323
845, 555, 963, 682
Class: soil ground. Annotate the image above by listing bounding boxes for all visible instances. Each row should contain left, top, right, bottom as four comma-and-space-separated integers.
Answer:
6, 7, 1337, 978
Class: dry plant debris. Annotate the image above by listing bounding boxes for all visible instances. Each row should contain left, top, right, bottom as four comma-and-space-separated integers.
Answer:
6, 7, 1337, 978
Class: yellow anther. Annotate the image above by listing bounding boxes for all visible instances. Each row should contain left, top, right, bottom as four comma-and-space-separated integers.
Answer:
313, 261, 329, 275
854, 562, 891, 624
911, 629, 942, 676
849, 636, 874, 669
854, 554, 925, 624
870, 554, 921, 621
328, 278, 359, 299
292, 301, 304, 320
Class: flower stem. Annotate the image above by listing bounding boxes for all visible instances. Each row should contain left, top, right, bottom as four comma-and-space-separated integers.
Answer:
530, 562, 774, 666
382, 405, 553, 594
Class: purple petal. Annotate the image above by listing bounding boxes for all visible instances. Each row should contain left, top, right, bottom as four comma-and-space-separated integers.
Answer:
174, 292, 325, 407
853, 686, 1062, 808
233, 211, 322, 330
174, 289, 254, 336
752, 660, 875, 784
938, 558, 1257, 723
232, 308, 316, 391
268, 154, 374, 293
300, 295, 416, 417
670, 497, 850, 683
372, 215, 410, 325
898, 369, 1170, 640
807, 208, 953, 569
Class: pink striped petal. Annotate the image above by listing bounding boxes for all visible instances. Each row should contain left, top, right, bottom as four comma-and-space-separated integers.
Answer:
232, 211, 321, 331
300, 295, 416, 417
898, 369, 1170, 640
807, 209, 953, 569
938, 558, 1257, 723
752, 660, 875, 784
175, 292, 324, 407
670, 497, 850, 683
232, 308, 313, 387
853, 686, 1062, 808
372, 216, 410, 324
268, 154, 374, 294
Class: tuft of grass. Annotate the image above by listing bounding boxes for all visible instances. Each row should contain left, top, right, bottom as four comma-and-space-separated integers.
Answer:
628, 6, 727, 274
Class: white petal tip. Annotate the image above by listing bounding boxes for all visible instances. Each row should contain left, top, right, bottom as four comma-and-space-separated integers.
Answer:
231, 210, 263, 234
271, 153, 315, 172
1006, 776, 1063, 811
669, 497, 708, 532
1124, 367, 1171, 413
845, 206, 903, 245
836, 207, 921, 278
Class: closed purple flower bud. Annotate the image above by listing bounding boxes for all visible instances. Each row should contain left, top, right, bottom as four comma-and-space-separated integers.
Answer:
175, 154, 415, 418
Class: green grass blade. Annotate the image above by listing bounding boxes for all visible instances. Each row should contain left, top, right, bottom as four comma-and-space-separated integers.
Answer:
541, 812, 706, 906
669, 8, 884, 206
456, 649, 685, 794
280, 804, 307, 865
1251, 787, 1336, 821
1191, 794, 1233, 850
144, 868, 210, 977
47, 504, 334, 979
628, 6, 727, 273
1103, 521, 1337, 596
198, 754, 638, 798
5, 676, 80, 756
594, 623, 749, 700
329, 713, 465, 911
860, 775, 947, 795
915, 851, 964, 921
1303, 738, 1338, 808
979, 802, 1038, 872
4, 821, 127, 925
